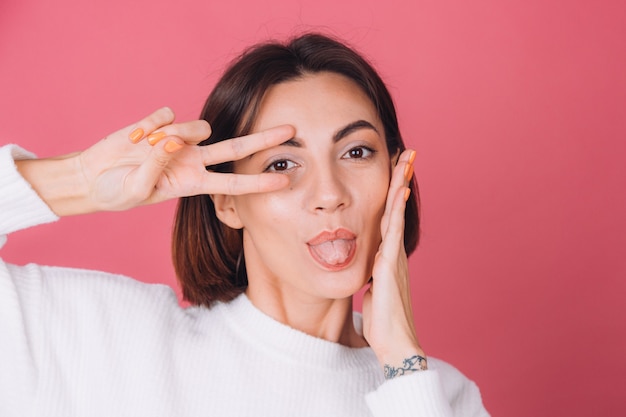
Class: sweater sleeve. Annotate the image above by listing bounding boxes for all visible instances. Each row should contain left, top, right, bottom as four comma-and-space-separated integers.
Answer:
0, 144, 59, 416
365, 358, 490, 417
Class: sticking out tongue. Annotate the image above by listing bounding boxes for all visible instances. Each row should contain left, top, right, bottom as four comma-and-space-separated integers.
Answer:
309, 239, 355, 266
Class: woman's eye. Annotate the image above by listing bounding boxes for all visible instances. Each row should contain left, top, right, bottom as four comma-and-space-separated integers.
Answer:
342, 146, 375, 160
265, 159, 297, 172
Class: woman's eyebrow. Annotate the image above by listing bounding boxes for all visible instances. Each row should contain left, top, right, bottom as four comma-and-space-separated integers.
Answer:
281, 138, 302, 147
333, 120, 379, 143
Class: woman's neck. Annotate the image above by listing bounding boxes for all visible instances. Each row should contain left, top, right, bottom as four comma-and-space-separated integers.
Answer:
245, 283, 368, 348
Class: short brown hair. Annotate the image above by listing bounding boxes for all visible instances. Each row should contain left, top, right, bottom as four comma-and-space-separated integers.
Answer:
172, 33, 420, 307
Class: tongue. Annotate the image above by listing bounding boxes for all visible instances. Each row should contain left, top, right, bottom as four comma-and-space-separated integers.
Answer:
309, 239, 353, 265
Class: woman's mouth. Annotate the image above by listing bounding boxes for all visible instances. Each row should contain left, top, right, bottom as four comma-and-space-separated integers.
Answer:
306, 229, 357, 271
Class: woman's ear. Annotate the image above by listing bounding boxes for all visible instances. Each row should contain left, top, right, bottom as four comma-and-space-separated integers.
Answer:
212, 194, 244, 229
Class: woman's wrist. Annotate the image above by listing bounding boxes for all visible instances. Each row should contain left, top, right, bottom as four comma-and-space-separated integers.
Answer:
15, 153, 96, 217
383, 353, 428, 379
377, 342, 428, 380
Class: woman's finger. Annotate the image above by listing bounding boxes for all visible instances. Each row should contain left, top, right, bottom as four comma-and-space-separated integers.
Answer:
125, 137, 185, 200
145, 120, 212, 146
198, 125, 296, 166
198, 171, 290, 196
127, 107, 176, 144
379, 185, 410, 259
381, 149, 415, 236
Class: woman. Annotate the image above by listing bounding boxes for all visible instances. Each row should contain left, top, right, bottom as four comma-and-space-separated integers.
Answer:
0, 34, 489, 416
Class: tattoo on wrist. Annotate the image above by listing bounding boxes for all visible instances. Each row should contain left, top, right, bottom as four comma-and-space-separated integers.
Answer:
383, 355, 428, 379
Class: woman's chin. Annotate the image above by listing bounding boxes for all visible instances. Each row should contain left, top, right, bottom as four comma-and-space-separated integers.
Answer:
311, 268, 371, 300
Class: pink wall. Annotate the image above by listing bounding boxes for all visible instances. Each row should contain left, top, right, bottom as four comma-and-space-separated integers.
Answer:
1, 0, 624, 415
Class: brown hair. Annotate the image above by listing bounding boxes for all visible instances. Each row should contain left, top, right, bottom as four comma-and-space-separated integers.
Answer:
172, 33, 420, 307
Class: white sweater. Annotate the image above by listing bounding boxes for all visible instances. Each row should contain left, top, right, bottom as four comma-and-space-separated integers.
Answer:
0, 145, 489, 417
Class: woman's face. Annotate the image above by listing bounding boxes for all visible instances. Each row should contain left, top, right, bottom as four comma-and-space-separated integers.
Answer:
215, 72, 393, 301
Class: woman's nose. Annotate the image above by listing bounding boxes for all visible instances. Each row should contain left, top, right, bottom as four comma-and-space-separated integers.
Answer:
306, 167, 350, 213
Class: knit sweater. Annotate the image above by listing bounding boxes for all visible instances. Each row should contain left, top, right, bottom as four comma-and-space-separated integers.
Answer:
0, 145, 489, 417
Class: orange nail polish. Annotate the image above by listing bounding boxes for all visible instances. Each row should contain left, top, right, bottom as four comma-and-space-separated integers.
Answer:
404, 164, 414, 181
164, 140, 183, 153
404, 187, 411, 202
129, 128, 144, 143
408, 150, 417, 165
147, 131, 167, 146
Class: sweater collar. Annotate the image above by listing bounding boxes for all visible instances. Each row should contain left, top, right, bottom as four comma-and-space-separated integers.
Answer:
214, 293, 379, 372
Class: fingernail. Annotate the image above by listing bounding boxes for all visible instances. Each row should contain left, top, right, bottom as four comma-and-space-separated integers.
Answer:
404, 187, 411, 202
147, 131, 167, 146
404, 164, 414, 181
164, 140, 183, 153
408, 150, 417, 165
129, 128, 144, 144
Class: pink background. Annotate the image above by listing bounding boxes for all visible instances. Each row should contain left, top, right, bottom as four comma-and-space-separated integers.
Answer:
1, 0, 625, 415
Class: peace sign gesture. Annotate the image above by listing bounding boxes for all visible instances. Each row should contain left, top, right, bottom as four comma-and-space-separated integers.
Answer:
17, 108, 294, 216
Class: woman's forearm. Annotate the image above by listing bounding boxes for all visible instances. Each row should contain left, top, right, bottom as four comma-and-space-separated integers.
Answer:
15, 153, 94, 217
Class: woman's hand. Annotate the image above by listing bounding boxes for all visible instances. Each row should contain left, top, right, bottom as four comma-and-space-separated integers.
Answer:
17, 108, 293, 216
361, 149, 427, 379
